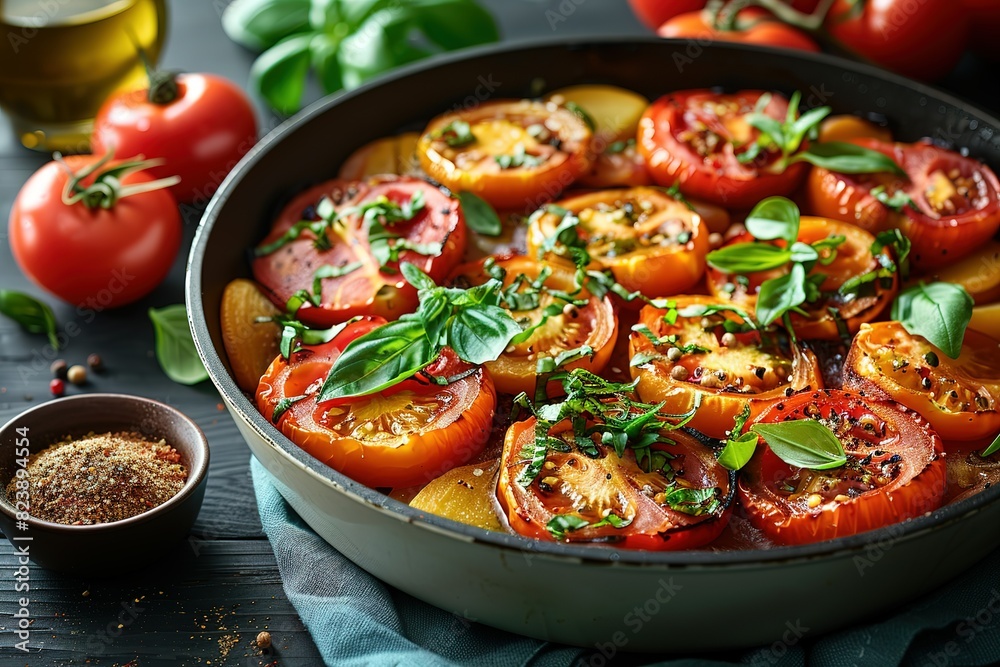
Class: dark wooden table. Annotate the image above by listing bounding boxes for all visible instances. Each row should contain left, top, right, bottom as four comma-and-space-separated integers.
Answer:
1, 2, 998, 665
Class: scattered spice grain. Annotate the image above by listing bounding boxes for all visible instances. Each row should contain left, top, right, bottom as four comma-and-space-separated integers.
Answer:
67, 364, 87, 385
6, 431, 187, 525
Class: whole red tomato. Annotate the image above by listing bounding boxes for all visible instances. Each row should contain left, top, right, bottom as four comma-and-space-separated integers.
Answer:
825, 0, 968, 80
658, 7, 820, 51
628, 0, 822, 30
91, 72, 257, 204
8, 154, 182, 309
628, 0, 705, 29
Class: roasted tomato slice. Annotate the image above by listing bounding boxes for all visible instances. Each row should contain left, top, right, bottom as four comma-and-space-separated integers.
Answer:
448, 256, 618, 396
706, 216, 898, 340
739, 389, 946, 545
498, 418, 734, 550
252, 176, 466, 327
637, 90, 808, 208
805, 139, 1000, 269
803, 139, 903, 233
256, 317, 497, 488
417, 100, 593, 210
629, 296, 823, 439
843, 321, 1000, 444
526, 187, 709, 299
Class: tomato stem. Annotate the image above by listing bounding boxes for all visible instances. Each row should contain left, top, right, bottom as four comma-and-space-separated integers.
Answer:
712, 0, 837, 31
55, 150, 180, 210
137, 47, 180, 105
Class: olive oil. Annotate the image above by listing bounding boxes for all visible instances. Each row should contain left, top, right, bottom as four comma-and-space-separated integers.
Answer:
0, 0, 166, 152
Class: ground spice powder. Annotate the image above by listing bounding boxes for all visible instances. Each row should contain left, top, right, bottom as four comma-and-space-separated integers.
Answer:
7, 431, 188, 525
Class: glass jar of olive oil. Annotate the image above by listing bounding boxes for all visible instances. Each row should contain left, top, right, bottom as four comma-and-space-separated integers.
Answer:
0, 0, 167, 152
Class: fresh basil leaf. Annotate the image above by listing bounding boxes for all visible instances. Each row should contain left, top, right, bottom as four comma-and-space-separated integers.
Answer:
982, 432, 1000, 458
148, 305, 209, 385
400, 262, 437, 292
448, 305, 521, 364
222, 0, 312, 51
318, 318, 434, 400
750, 420, 847, 470
458, 191, 502, 236
313, 262, 362, 297
793, 142, 905, 175
707, 243, 792, 274
873, 229, 911, 281
606, 138, 635, 155
871, 185, 915, 212
546, 514, 589, 540
756, 263, 807, 327
250, 32, 314, 115
495, 144, 543, 169
629, 351, 661, 367
663, 486, 720, 516
564, 101, 596, 132
789, 242, 819, 263
431, 120, 476, 148
718, 432, 758, 471
271, 394, 307, 423
411, 0, 500, 50
536, 345, 594, 375
338, 7, 429, 89
589, 513, 633, 531
310, 32, 344, 94
892, 282, 973, 359
0, 290, 59, 349
745, 196, 800, 244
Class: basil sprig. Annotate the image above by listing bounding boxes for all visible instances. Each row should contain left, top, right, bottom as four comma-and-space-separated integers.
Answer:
546, 512, 632, 541
838, 229, 911, 300
706, 197, 845, 328
717, 404, 757, 471
226, 0, 499, 114
0, 290, 59, 349
737, 91, 902, 175
317, 263, 520, 401
891, 282, 973, 359
750, 420, 847, 470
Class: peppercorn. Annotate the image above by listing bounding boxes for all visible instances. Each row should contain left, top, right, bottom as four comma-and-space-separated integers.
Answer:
256, 631, 272, 649
87, 353, 103, 372
51, 359, 67, 379
49, 378, 65, 397
67, 365, 87, 386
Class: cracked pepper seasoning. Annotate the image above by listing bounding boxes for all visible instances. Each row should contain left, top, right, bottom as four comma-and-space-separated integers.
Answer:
7, 432, 188, 525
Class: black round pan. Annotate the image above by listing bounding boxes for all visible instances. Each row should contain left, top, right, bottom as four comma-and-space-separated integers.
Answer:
187, 38, 1000, 651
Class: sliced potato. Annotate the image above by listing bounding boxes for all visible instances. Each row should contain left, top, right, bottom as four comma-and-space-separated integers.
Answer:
409, 460, 503, 531
547, 84, 649, 143
221, 278, 281, 392
970, 303, 1000, 340
922, 241, 1000, 306
338, 132, 422, 180
818, 115, 893, 144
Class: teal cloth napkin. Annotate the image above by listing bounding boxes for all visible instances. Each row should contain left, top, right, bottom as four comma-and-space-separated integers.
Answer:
251, 457, 1000, 667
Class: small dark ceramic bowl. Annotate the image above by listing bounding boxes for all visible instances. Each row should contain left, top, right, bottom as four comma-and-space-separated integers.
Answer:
0, 393, 209, 574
